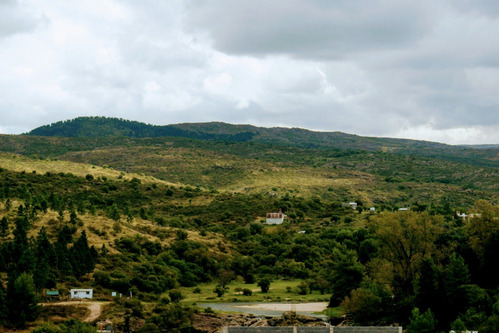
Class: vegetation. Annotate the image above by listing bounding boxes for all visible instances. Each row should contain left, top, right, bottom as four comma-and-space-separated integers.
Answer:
0, 117, 497, 331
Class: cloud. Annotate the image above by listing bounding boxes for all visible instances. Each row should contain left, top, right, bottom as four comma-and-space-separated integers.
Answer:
0, 0, 42, 39
0, 0, 497, 145
186, 0, 438, 60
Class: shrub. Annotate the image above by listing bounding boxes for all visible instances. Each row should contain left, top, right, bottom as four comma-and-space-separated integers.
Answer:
168, 290, 183, 303
257, 278, 270, 293
242, 288, 252, 296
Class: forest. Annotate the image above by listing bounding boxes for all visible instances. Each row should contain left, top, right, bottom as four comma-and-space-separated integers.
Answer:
0, 117, 497, 332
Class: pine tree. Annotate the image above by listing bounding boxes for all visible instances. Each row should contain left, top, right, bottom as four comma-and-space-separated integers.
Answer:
0, 217, 8, 240
415, 258, 443, 317
407, 308, 438, 333
11, 215, 34, 274
0, 282, 7, 326
6, 272, 40, 327
70, 231, 94, 277
33, 259, 50, 292
69, 210, 78, 225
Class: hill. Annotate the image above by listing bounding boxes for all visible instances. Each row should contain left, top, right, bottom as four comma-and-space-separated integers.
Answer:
0, 116, 497, 331
26, 116, 499, 168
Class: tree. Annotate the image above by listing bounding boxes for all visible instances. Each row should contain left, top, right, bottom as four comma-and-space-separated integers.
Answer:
213, 284, 226, 297
407, 308, 438, 333
6, 273, 40, 327
465, 200, 499, 264
371, 211, 442, 293
415, 258, 442, 316
168, 290, 183, 303
258, 278, 270, 293
108, 204, 121, 221
341, 287, 384, 325
70, 230, 94, 277
0, 282, 7, 326
0, 217, 8, 240
327, 248, 364, 306
465, 200, 499, 288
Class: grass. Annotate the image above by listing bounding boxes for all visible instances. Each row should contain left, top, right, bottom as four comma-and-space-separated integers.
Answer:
178, 279, 330, 305
0, 152, 177, 186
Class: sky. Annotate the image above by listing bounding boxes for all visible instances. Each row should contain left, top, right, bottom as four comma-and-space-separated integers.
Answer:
0, 0, 498, 145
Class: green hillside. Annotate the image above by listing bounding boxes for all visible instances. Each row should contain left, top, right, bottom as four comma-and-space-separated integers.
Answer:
26, 116, 499, 168
0, 116, 497, 332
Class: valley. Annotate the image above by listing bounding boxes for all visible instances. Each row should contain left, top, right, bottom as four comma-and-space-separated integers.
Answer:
0, 117, 497, 332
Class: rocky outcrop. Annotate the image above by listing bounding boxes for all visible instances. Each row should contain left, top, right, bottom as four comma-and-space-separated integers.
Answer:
193, 312, 326, 333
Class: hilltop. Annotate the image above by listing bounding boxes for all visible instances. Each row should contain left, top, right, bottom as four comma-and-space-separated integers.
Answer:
26, 116, 498, 168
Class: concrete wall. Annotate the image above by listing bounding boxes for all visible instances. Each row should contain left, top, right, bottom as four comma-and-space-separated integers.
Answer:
224, 327, 402, 333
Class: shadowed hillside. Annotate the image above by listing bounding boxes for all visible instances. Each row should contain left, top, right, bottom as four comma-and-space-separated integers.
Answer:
26, 116, 499, 168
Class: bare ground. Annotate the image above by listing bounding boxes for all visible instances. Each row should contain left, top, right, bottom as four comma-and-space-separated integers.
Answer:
40, 301, 109, 323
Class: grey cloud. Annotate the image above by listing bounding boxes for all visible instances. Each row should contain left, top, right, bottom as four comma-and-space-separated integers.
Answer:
0, 0, 496, 145
186, 0, 435, 59
0, 0, 41, 39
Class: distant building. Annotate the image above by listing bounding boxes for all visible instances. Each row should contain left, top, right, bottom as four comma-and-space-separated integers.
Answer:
456, 211, 467, 220
97, 320, 114, 333
398, 207, 410, 212
45, 290, 60, 301
370, 207, 376, 213
342, 202, 358, 210
266, 209, 287, 225
70, 288, 93, 299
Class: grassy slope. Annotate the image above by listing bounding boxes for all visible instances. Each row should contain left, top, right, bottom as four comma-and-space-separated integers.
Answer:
0, 133, 497, 209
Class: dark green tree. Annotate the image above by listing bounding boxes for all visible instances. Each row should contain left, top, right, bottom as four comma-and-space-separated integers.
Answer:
0, 282, 7, 326
415, 258, 443, 317
6, 272, 40, 327
327, 248, 364, 306
0, 217, 8, 240
407, 308, 438, 333
258, 278, 270, 293
213, 284, 226, 297
108, 204, 121, 221
70, 230, 94, 277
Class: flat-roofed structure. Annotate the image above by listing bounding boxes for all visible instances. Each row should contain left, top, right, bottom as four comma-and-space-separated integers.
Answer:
223, 327, 402, 333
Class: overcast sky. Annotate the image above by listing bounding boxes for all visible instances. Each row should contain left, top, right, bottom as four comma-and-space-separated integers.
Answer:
0, 0, 498, 144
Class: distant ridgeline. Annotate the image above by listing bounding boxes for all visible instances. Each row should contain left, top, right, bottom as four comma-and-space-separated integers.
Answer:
27, 116, 255, 142
25, 116, 499, 168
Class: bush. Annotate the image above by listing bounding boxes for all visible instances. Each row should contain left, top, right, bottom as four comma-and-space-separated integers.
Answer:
257, 278, 270, 293
168, 290, 183, 303
242, 288, 252, 296
297, 282, 309, 295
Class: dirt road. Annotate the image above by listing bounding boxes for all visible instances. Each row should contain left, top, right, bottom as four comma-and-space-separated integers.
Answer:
41, 301, 109, 322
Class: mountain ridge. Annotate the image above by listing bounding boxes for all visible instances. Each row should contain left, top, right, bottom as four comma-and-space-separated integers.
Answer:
25, 116, 499, 169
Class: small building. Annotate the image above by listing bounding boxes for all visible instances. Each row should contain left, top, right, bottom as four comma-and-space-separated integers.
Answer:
97, 320, 114, 333
369, 207, 376, 213
70, 288, 93, 299
341, 202, 358, 210
398, 207, 410, 212
456, 211, 467, 220
45, 290, 60, 301
266, 209, 287, 225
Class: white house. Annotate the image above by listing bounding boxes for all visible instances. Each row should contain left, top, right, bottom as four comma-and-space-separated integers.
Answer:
266, 209, 287, 225
70, 288, 93, 299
